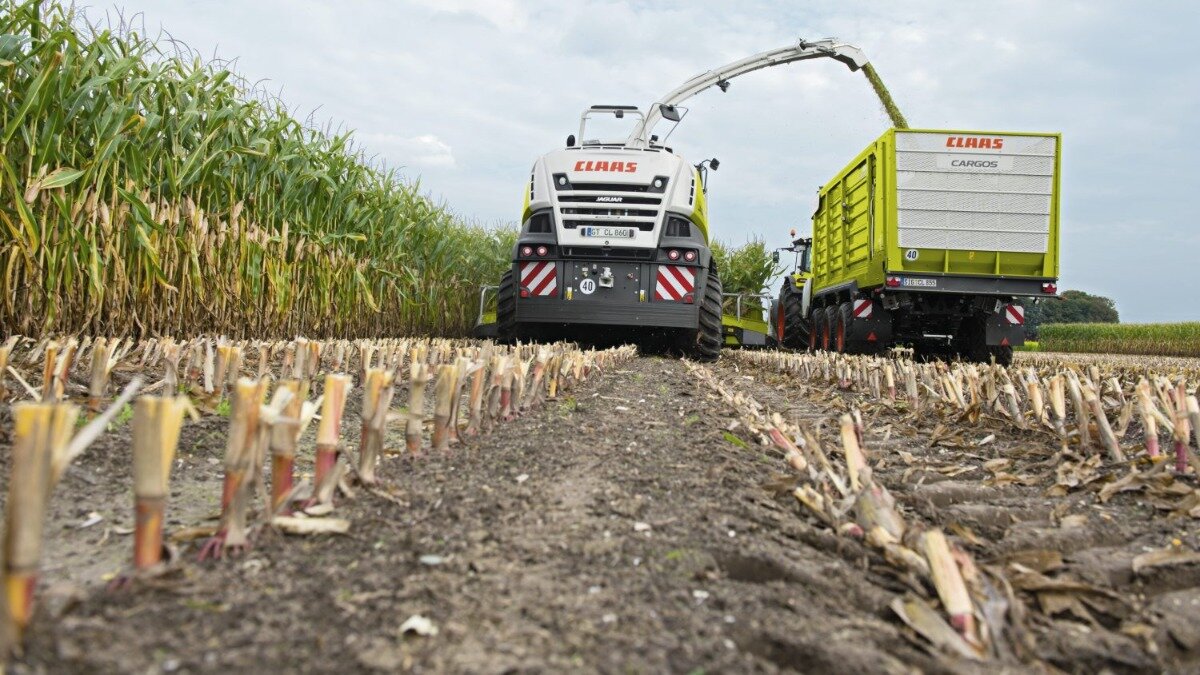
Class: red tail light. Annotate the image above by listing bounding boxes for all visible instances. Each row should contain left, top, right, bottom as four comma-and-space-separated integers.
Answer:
521, 246, 533, 257
683, 250, 696, 262
682, 293, 695, 304
885, 276, 901, 288
536, 245, 548, 257
1042, 282, 1057, 294
667, 249, 680, 260
519, 288, 530, 298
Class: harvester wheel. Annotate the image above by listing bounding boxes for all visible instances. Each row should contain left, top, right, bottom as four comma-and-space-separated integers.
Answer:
777, 279, 808, 349
497, 269, 516, 341
691, 264, 724, 362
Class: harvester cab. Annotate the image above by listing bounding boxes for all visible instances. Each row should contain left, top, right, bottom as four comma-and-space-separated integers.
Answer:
473, 38, 872, 359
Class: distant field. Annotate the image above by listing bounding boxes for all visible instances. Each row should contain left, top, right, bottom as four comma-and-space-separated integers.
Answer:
1038, 322, 1200, 357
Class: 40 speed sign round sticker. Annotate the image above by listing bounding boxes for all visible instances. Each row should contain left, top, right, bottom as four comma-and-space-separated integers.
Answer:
905, 249, 919, 261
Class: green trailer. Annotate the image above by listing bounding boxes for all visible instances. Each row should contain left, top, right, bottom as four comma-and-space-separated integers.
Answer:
772, 128, 1061, 364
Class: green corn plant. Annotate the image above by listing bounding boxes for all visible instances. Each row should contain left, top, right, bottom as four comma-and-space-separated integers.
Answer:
0, 0, 513, 339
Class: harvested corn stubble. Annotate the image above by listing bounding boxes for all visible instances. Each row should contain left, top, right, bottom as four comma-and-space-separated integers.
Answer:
313, 374, 352, 504
131, 396, 189, 569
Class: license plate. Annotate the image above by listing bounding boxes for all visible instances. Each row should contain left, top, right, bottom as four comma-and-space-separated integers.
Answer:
580, 226, 635, 239
901, 278, 937, 288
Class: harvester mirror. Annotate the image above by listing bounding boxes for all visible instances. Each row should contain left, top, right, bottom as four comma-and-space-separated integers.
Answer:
772, 251, 780, 264
710, 158, 720, 171
566, 134, 576, 147
659, 104, 682, 122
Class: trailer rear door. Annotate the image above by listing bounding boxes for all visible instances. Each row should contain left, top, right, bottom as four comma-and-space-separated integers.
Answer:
888, 130, 1059, 278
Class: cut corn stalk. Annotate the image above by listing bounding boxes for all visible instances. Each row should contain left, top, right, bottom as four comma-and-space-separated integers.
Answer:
131, 396, 188, 569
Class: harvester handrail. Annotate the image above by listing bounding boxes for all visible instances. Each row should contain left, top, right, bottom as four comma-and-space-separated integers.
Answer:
477, 285, 499, 324
722, 292, 773, 320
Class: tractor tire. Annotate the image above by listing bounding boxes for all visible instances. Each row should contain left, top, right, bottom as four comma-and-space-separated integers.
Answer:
497, 269, 516, 342
823, 306, 839, 351
690, 264, 724, 362
777, 279, 808, 349
810, 309, 825, 353
836, 302, 853, 354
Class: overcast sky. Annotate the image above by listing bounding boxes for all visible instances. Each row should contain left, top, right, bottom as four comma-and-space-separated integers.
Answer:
95, 1, 1198, 322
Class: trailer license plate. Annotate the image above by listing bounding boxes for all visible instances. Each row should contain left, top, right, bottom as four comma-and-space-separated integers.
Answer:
581, 226, 635, 239
901, 278, 937, 288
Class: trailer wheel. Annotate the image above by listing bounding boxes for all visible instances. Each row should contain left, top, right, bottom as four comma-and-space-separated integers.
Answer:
822, 306, 838, 351
690, 264, 723, 362
952, 316, 990, 364
807, 310, 820, 352
836, 302, 855, 354
777, 279, 808, 349
497, 269, 516, 341
990, 345, 1014, 367
810, 309, 825, 352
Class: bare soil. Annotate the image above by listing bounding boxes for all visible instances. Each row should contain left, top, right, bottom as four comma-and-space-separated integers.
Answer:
3, 353, 1199, 673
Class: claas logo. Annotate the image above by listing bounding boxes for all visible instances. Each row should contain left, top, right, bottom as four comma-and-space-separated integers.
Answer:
945, 136, 1004, 150
573, 160, 638, 172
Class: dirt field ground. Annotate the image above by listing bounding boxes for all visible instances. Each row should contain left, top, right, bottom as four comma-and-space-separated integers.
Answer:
4, 351, 1199, 673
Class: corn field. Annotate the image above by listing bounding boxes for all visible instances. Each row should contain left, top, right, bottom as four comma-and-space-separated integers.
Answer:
1039, 322, 1200, 358
0, 1, 513, 338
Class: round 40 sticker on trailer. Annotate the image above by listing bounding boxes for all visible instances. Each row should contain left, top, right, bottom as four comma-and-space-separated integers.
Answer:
578, 278, 597, 295
905, 249, 919, 261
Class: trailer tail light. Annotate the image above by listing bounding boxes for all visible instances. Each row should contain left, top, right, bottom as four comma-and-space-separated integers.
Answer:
519, 288, 530, 298
521, 246, 533, 257
536, 245, 549, 257
1042, 282, 1058, 294
667, 249, 680, 261
683, 250, 696, 262
683, 293, 695, 304
885, 276, 901, 288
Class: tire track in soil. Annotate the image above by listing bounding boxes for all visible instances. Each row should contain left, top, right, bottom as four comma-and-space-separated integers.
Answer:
18, 357, 947, 674
717, 354, 1200, 674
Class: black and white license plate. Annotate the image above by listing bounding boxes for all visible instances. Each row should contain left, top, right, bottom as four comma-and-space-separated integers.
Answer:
901, 278, 937, 288
580, 226, 635, 239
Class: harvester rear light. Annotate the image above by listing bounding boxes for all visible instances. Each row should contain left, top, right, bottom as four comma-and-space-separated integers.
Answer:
536, 245, 549, 257
886, 276, 901, 288
667, 249, 680, 260
683, 250, 696, 262
1042, 282, 1058, 294
519, 288, 531, 298
521, 246, 533, 257
683, 293, 695, 304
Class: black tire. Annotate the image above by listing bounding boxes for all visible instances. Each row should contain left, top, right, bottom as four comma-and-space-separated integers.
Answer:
823, 306, 838, 351
836, 302, 853, 354
497, 269, 516, 341
690, 263, 723, 362
809, 308, 824, 352
990, 345, 1014, 367
777, 279, 808, 349
952, 316, 990, 363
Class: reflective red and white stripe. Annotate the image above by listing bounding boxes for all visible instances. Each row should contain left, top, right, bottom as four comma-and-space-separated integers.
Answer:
852, 299, 873, 319
1004, 304, 1025, 325
654, 265, 695, 301
520, 261, 557, 297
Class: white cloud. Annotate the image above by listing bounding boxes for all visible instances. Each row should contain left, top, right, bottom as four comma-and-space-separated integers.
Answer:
358, 133, 457, 169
